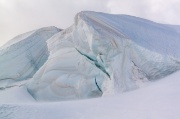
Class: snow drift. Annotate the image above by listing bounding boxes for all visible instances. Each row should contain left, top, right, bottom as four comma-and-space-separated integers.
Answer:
0, 26, 61, 88
27, 11, 180, 101
2, 71, 180, 119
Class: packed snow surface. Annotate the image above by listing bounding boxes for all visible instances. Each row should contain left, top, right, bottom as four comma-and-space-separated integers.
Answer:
1, 71, 180, 119
27, 11, 180, 101
0, 26, 61, 88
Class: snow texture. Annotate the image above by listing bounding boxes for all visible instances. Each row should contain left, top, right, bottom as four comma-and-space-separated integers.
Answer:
1, 71, 180, 119
0, 26, 61, 88
27, 11, 180, 101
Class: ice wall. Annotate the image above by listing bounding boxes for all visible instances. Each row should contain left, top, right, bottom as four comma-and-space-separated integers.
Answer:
27, 12, 180, 101
0, 26, 61, 88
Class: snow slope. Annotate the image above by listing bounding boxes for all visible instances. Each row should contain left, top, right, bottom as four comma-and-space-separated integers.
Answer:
1, 71, 180, 119
0, 26, 61, 88
27, 11, 180, 101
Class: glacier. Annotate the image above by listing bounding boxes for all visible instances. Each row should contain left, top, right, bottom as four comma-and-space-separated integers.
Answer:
24, 11, 180, 101
0, 26, 61, 88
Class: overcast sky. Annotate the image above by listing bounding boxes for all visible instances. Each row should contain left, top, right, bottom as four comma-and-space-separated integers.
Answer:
0, 0, 180, 46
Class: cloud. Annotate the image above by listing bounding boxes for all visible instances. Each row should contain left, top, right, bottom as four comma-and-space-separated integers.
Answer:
0, 0, 110, 46
0, 0, 180, 46
107, 0, 180, 24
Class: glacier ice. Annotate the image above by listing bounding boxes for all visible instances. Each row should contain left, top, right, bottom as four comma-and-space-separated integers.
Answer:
0, 26, 61, 88
26, 11, 180, 101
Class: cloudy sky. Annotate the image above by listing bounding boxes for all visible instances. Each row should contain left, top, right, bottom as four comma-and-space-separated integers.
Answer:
0, 0, 180, 46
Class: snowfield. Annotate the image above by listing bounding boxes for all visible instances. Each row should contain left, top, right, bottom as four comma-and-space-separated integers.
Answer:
0, 11, 180, 119
0, 71, 180, 119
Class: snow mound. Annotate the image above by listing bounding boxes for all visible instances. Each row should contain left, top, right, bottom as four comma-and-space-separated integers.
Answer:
0, 26, 61, 88
27, 11, 180, 101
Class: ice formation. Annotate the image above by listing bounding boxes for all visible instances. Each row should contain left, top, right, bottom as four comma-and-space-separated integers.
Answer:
26, 11, 180, 101
0, 26, 61, 88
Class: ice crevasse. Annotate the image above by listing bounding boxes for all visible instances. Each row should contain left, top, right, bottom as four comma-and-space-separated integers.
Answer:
27, 11, 180, 101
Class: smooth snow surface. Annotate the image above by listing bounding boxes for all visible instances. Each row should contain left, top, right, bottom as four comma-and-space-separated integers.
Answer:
1, 71, 180, 119
27, 11, 180, 101
0, 26, 61, 88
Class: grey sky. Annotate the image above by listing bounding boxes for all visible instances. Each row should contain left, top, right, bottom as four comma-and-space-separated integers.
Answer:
0, 0, 180, 46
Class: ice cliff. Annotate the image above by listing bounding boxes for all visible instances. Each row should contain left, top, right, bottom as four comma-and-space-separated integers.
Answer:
25, 11, 180, 101
0, 26, 61, 88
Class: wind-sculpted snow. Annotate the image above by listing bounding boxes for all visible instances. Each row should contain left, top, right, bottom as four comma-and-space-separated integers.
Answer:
0, 26, 61, 88
27, 11, 180, 101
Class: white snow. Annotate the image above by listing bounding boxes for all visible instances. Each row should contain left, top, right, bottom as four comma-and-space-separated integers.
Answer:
0, 87, 35, 103
0, 79, 35, 103
1, 71, 180, 119
27, 11, 180, 101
